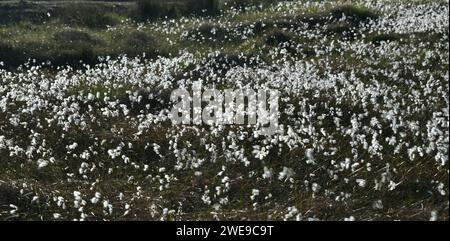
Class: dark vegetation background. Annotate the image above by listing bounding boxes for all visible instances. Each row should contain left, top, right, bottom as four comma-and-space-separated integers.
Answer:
0, 0, 380, 69
0, 0, 291, 68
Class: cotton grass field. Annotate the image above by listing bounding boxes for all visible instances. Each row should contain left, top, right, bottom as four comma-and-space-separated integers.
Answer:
0, 0, 448, 221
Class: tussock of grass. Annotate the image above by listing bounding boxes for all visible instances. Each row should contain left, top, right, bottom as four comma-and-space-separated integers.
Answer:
264, 29, 293, 46
330, 5, 379, 23
368, 33, 402, 44
53, 30, 103, 46
0, 41, 19, 67
184, 23, 239, 44
57, 4, 121, 28
136, 0, 220, 20
118, 30, 160, 58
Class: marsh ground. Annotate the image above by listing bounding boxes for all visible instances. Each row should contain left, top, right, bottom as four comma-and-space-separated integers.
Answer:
0, 0, 448, 221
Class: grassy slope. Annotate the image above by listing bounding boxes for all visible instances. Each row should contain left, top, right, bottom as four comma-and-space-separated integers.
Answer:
0, 0, 313, 68
0, 0, 449, 221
